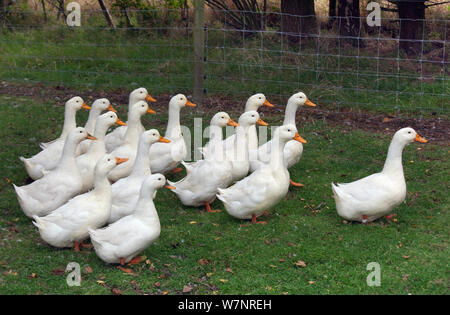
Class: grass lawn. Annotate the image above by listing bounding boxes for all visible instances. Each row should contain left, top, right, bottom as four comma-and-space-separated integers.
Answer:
0, 95, 448, 294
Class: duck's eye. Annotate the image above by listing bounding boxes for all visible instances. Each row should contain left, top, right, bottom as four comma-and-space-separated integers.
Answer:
408, 131, 411, 134
158, 178, 161, 181
108, 159, 111, 161
79, 130, 83, 133
153, 133, 156, 136
142, 105, 145, 107
140, 91, 143, 93
288, 129, 291, 132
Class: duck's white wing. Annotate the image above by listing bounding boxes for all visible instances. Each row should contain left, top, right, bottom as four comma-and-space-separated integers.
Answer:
219, 169, 271, 207
335, 173, 395, 203
40, 193, 93, 229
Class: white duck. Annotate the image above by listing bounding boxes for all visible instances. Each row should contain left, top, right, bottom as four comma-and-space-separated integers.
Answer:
149, 94, 196, 174
39, 97, 92, 150
76, 98, 117, 155
108, 101, 155, 182
168, 112, 237, 213
331, 127, 427, 223
108, 129, 170, 224
14, 127, 96, 218
223, 111, 268, 183
20, 96, 90, 180
217, 125, 306, 224
77, 111, 126, 192
105, 87, 156, 153
249, 92, 316, 187
32, 154, 127, 251
202, 93, 274, 156
89, 174, 170, 266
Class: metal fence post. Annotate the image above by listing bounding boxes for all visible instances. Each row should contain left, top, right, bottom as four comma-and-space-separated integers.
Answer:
193, 0, 205, 102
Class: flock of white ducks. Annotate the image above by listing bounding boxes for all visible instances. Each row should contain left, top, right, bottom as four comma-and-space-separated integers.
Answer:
13, 87, 427, 269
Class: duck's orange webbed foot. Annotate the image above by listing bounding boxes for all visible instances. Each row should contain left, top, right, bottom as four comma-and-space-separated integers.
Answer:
384, 213, 397, 223
290, 179, 304, 187
171, 167, 183, 174
205, 202, 221, 213
251, 214, 267, 225
80, 242, 93, 249
73, 242, 81, 252
128, 256, 145, 265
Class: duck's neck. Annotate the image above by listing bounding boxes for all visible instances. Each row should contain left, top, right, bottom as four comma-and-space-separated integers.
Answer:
234, 124, 250, 161
87, 123, 109, 154
270, 135, 288, 169
207, 125, 224, 160
59, 138, 79, 169
84, 108, 101, 134
124, 113, 143, 142
247, 125, 258, 151
93, 172, 112, 196
283, 101, 299, 126
382, 139, 405, 178
134, 189, 159, 220
130, 141, 152, 177
61, 107, 77, 138
165, 105, 181, 139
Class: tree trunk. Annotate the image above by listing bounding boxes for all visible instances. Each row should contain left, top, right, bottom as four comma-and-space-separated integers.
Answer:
337, 0, 364, 47
124, 8, 133, 28
328, 0, 336, 28
397, 0, 425, 55
281, 0, 317, 43
97, 0, 115, 29
41, 0, 48, 23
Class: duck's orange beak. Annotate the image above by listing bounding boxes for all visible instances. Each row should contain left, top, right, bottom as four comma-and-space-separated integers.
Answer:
82, 103, 91, 110
115, 157, 129, 165
107, 104, 117, 112
294, 133, 307, 143
414, 134, 427, 143
257, 118, 268, 126
227, 119, 239, 127
146, 94, 157, 102
304, 99, 316, 107
159, 136, 171, 143
147, 107, 156, 114
185, 100, 196, 107
115, 118, 126, 126
263, 99, 274, 107
164, 185, 175, 190
86, 133, 97, 140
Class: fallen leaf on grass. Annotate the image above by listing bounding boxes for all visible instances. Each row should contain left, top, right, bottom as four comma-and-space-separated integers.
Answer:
50, 269, 65, 276
199, 258, 210, 265
154, 282, 161, 287
84, 266, 93, 273
308, 281, 315, 285
3, 270, 18, 276
402, 255, 410, 259
183, 285, 193, 293
294, 260, 307, 268
270, 264, 277, 268
162, 291, 168, 295
219, 279, 228, 283
111, 288, 122, 295
27, 273, 38, 279
96, 280, 106, 285
225, 267, 233, 274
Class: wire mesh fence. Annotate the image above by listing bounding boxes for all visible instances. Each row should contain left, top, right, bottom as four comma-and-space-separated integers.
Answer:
0, 5, 448, 114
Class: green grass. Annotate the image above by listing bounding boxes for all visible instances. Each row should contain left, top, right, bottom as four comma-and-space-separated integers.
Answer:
0, 25, 448, 114
0, 95, 448, 294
